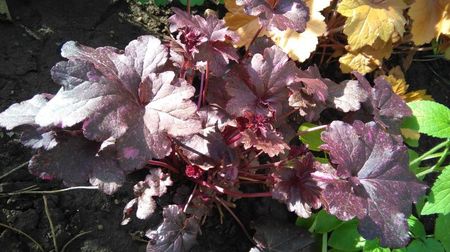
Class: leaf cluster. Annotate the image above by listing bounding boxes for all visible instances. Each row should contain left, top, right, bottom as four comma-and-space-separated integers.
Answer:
1, 1, 448, 251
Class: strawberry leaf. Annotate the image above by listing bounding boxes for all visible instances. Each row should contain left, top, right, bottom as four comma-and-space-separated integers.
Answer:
319, 120, 427, 247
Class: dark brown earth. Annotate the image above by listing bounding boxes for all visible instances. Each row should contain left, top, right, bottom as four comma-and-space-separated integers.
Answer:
0, 0, 449, 251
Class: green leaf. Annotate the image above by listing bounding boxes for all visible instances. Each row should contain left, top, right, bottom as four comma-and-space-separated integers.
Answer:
179, 0, 205, 6
0, 0, 12, 21
435, 214, 450, 252
329, 220, 366, 251
154, 0, 170, 5
406, 238, 444, 252
392, 249, 407, 252
408, 101, 450, 138
402, 117, 420, 147
408, 149, 421, 175
414, 195, 427, 216
314, 156, 329, 164
296, 213, 316, 230
363, 239, 391, 252
422, 166, 450, 215
310, 210, 343, 234
407, 215, 426, 239
298, 123, 325, 151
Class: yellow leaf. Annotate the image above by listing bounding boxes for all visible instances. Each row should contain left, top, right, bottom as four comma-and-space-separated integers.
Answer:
383, 66, 433, 102
268, 0, 331, 62
337, 0, 407, 50
400, 128, 420, 142
339, 40, 392, 74
409, 0, 450, 45
224, 0, 264, 49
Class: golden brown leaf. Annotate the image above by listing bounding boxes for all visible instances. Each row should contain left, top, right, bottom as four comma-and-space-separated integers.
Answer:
268, 0, 331, 62
409, 0, 450, 45
339, 40, 392, 74
337, 0, 407, 50
223, 0, 264, 49
384, 66, 433, 102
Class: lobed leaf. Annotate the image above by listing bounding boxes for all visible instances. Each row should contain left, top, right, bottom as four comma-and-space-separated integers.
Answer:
337, 0, 407, 50
0, 94, 51, 130
271, 152, 325, 217
146, 205, 200, 252
407, 101, 450, 139
421, 166, 450, 215
226, 45, 297, 118
409, 0, 450, 45
236, 0, 310, 33
319, 120, 426, 247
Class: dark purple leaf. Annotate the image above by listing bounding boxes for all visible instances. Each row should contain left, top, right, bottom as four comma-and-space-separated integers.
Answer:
179, 106, 236, 170
354, 73, 412, 134
271, 152, 325, 218
19, 126, 57, 150
226, 45, 297, 118
241, 128, 289, 157
146, 205, 200, 252
32, 36, 201, 171
236, 0, 309, 32
170, 8, 236, 43
250, 219, 314, 252
28, 132, 124, 194
169, 8, 238, 76
115, 72, 201, 171
194, 42, 239, 76
319, 120, 427, 247
235, 111, 289, 156
288, 65, 331, 121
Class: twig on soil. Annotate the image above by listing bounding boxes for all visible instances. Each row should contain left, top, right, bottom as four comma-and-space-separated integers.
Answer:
61, 230, 93, 252
214, 196, 258, 248
0, 161, 28, 180
43, 195, 59, 252
0, 186, 98, 197
0, 223, 44, 252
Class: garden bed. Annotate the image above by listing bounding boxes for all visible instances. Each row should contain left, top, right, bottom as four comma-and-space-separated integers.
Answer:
0, 0, 449, 252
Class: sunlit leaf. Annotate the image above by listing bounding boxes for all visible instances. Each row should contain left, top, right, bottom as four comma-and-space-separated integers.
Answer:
409, 0, 450, 45
337, 0, 407, 50
268, 0, 331, 62
339, 40, 393, 74
384, 67, 433, 102
224, 0, 265, 48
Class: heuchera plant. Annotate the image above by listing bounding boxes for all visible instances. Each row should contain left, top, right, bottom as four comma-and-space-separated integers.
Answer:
0, 2, 427, 250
